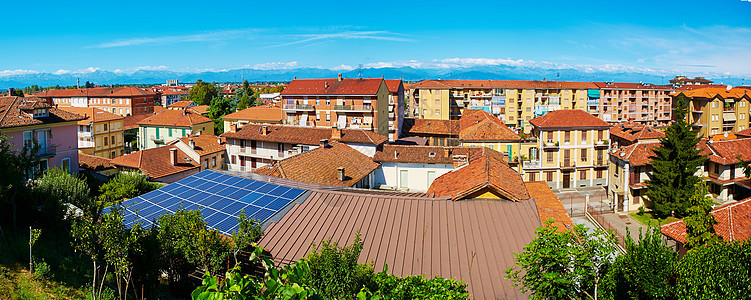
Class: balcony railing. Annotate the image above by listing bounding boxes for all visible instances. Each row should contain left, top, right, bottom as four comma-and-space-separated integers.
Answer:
78, 131, 93, 138
332, 105, 372, 112
562, 160, 576, 168
37, 145, 56, 157
523, 160, 541, 169
282, 104, 315, 111
238, 147, 257, 155
79, 141, 95, 148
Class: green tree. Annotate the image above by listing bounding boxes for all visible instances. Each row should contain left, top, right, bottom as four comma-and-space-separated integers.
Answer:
603, 226, 677, 299
645, 96, 707, 218
230, 211, 263, 266
683, 181, 721, 250
157, 208, 231, 277
98, 172, 161, 205
506, 220, 618, 300
306, 234, 376, 299
208, 96, 234, 134
33, 167, 91, 219
673, 240, 751, 299
0, 134, 40, 234
188, 80, 219, 106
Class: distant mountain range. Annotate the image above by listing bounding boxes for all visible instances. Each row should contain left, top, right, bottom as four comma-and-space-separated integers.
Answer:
1, 65, 748, 89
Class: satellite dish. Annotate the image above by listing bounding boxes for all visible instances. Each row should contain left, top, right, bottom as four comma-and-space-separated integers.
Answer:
727, 85, 733, 90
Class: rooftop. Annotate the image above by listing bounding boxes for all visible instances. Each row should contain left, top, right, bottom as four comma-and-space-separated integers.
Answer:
36, 86, 157, 98
221, 124, 387, 146
698, 138, 751, 165
167, 101, 195, 109
222, 105, 285, 123
373, 145, 497, 164
384, 79, 403, 93
662, 197, 751, 244
409, 79, 599, 89
458, 109, 521, 141
530, 109, 611, 129
611, 141, 661, 166
609, 121, 665, 143
172, 133, 225, 156
281, 77, 384, 95
110, 145, 199, 179
78, 153, 115, 170
0, 96, 86, 129
59, 107, 124, 125
426, 151, 529, 201
137, 109, 213, 128
672, 87, 751, 99
525, 181, 573, 231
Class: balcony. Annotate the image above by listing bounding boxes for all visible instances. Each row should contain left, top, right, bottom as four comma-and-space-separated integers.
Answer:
594, 140, 609, 148
150, 135, 164, 143
543, 141, 559, 149
78, 141, 95, 149
595, 156, 607, 167
332, 105, 372, 112
78, 131, 93, 138
587, 99, 599, 106
238, 147, 257, 155
561, 160, 576, 169
37, 145, 56, 158
522, 160, 541, 169
282, 104, 315, 111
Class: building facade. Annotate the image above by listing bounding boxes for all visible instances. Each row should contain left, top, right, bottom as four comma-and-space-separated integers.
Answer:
60, 107, 125, 158
38, 86, 159, 117
137, 109, 213, 150
593, 82, 674, 125
385, 79, 405, 141
280, 75, 391, 136
674, 87, 751, 138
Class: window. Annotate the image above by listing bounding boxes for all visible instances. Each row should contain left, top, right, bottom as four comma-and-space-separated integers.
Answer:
581, 130, 587, 143
155, 127, 160, 139
126, 108, 130, 115
103, 123, 108, 131
529, 172, 536, 181
547, 151, 554, 163
61, 158, 70, 173
316, 113, 321, 121
547, 131, 553, 141
212, 157, 216, 167
326, 112, 331, 121
316, 98, 320, 105
427, 171, 436, 186
526, 107, 531, 112
715, 163, 720, 174
103, 136, 108, 146
231, 155, 236, 164
547, 171, 554, 181
126, 99, 130, 105
435, 100, 440, 106
23, 131, 32, 148
400, 170, 408, 188
564, 131, 570, 143
169, 128, 173, 137
581, 148, 587, 161
204, 159, 209, 169
111, 136, 115, 145
111, 151, 115, 157
326, 98, 330, 105
598, 130, 603, 141
423, 109, 428, 116
712, 102, 717, 108
596, 169, 603, 179
435, 109, 440, 115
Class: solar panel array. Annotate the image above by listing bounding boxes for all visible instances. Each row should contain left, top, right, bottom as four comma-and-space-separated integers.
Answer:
118, 170, 306, 235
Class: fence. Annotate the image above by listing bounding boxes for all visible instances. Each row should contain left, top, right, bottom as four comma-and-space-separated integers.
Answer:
586, 204, 627, 249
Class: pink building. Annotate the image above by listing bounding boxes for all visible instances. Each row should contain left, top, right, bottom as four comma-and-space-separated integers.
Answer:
0, 96, 85, 173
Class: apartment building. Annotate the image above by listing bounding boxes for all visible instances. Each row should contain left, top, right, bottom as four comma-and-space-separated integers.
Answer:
280, 75, 391, 136
675, 87, 751, 138
697, 138, 751, 202
60, 107, 125, 158
407, 80, 599, 134
168, 134, 226, 172
0, 96, 86, 173
222, 105, 285, 133
593, 82, 674, 125
608, 141, 661, 211
221, 124, 387, 172
609, 121, 665, 148
137, 109, 213, 150
38, 86, 159, 116
527, 110, 611, 189
159, 90, 189, 107
670, 76, 714, 88
385, 79, 405, 141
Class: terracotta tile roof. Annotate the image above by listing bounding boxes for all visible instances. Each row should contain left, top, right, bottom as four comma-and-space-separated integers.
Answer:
221, 124, 387, 146
160, 90, 189, 96
458, 109, 521, 141
530, 109, 610, 129
409, 79, 598, 89
736, 127, 751, 137
59, 107, 124, 125
612, 141, 661, 166
173, 133, 225, 156
258, 189, 541, 299
37, 86, 157, 98
384, 79, 403, 92
670, 76, 713, 84
0, 96, 86, 129
698, 138, 751, 165
592, 82, 673, 90
661, 197, 751, 244
401, 118, 460, 136
427, 151, 530, 201
123, 113, 151, 130
167, 101, 195, 108
78, 153, 115, 169
222, 105, 285, 123
525, 181, 573, 231
136, 109, 212, 127
190, 105, 210, 115
281, 78, 384, 95
675, 84, 730, 91
672, 87, 751, 99
252, 141, 380, 187
110, 145, 199, 179
609, 121, 665, 143
373, 145, 496, 164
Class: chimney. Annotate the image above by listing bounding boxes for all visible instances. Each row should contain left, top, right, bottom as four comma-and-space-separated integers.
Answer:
196, 130, 201, 136
170, 148, 178, 166
182, 107, 187, 115
338, 73, 342, 81
325, 82, 329, 89
7, 88, 14, 96
452, 155, 469, 168
319, 139, 329, 148
261, 126, 269, 135
331, 126, 341, 139
189, 138, 196, 149
230, 123, 237, 132
337, 167, 345, 181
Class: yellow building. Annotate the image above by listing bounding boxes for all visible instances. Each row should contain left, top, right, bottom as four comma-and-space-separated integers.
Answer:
60, 107, 125, 158
526, 109, 610, 189
407, 80, 599, 134
673, 87, 751, 138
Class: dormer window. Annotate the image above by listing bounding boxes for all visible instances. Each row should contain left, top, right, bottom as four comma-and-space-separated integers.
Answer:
33, 109, 48, 118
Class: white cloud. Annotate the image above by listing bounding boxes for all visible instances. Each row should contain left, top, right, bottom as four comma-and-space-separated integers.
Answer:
132, 65, 169, 71
331, 64, 356, 71
53, 67, 100, 75
269, 31, 414, 48
89, 29, 257, 48
0, 69, 39, 77
250, 61, 299, 70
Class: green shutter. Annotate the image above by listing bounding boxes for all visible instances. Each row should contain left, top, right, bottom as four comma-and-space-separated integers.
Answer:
155, 127, 160, 139
182, 129, 186, 136
507, 145, 513, 161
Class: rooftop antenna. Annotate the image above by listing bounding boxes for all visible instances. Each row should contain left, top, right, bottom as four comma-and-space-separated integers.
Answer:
358, 64, 363, 79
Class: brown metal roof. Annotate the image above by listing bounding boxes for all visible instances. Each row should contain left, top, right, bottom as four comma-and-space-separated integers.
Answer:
258, 189, 540, 299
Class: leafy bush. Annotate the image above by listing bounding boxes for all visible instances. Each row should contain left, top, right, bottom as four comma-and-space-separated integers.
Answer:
98, 172, 161, 204
673, 241, 751, 299
306, 234, 376, 299
33, 259, 51, 280
361, 269, 469, 300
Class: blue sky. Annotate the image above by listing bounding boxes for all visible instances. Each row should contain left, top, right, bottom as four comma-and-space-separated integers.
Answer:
1, 0, 750, 77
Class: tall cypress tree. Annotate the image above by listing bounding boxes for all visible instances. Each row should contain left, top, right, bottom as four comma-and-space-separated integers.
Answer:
645, 95, 706, 218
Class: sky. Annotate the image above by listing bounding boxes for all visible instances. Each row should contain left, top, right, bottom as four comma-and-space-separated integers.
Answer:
1, 0, 750, 77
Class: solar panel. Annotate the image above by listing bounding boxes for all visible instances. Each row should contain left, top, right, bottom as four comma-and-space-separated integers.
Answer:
114, 170, 308, 235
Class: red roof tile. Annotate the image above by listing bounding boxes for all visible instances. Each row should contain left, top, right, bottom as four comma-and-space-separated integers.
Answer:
78, 153, 115, 169
123, 113, 151, 130
110, 145, 199, 179
221, 124, 387, 146
609, 121, 665, 143
137, 109, 212, 127
281, 78, 384, 95
373, 145, 497, 164
526, 181, 573, 231
222, 105, 285, 123
661, 197, 751, 244
172, 133, 225, 156
458, 109, 521, 141
672, 87, 751, 99
427, 151, 529, 201
252, 141, 379, 187
37, 86, 157, 98
0, 96, 86, 129
612, 141, 661, 166
530, 109, 611, 129
409, 79, 598, 89
401, 118, 460, 136
698, 138, 751, 165
592, 82, 673, 90
59, 107, 124, 125
384, 79, 403, 93
167, 101, 195, 108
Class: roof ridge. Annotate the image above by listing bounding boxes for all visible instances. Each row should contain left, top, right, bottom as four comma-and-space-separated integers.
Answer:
0, 96, 17, 125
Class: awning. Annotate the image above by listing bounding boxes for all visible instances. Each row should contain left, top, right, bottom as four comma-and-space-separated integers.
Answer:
587, 89, 601, 98
299, 113, 308, 126
723, 112, 737, 122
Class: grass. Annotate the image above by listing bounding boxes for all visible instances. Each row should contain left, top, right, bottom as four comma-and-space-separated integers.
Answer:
0, 264, 86, 300
629, 211, 679, 227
